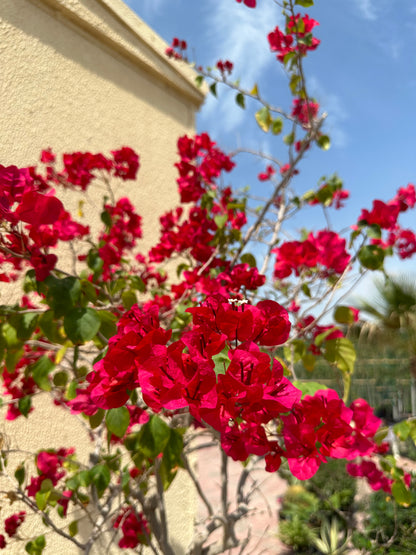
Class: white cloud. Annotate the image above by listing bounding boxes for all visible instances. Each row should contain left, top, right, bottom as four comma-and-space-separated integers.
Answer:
354, 0, 377, 20
199, 1, 283, 133
308, 76, 348, 148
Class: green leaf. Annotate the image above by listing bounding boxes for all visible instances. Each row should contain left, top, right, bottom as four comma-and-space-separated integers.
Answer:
69, 520, 78, 537
293, 381, 327, 398
393, 420, 410, 441
120, 469, 131, 492
44, 276, 81, 317
334, 306, 356, 325
108, 278, 127, 296
302, 352, 316, 372
130, 276, 146, 293
289, 74, 301, 95
53, 371, 68, 387
317, 134, 331, 150
214, 214, 228, 229
2, 322, 20, 348
15, 464, 25, 486
97, 310, 117, 340
25, 535, 46, 555
408, 420, 416, 444
64, 308, 101, 344
100, 209, 112, 227
283, 339, 306, 364
283, 51, 296, 66
23, 269, 38, 293
271, 118, 283, 135
106, 407, 130, 438
90, 465, 111, 499
31, 356, 55, 392
38, 310, 62, 343
240, 253, 257, 268
35, 490, 50, 510
209, 82, 217, 97
213, 346, 230, 377
235, 92, 245, 108
40, 478, 53, 492
324, 338, 356, 374
87, 250, 104, 274
296, 17, 306, 34
121, 290, 137, 310
392, 479, 411, 506
35, 536, 46, 548
18, 396, 32, 418
66, 380, 78, 401
295, 0, 314, 6
314, 328, 337, 347
10, 312, 38, 341
65, 475, 80, 491
0, 331, 4, 366
283, 132, 295, 145
6, 347, 24, 372
89, 409, 105, 429
78, 470, 92, 487
301, 283, 311, 298
176, 263, 190, 278
195, 75, 204, 87
138, 415, 171, 459
80, 279, 98, 304
255, 107, 272, 132
366, 224, 382, 239
358, 245, 386, 270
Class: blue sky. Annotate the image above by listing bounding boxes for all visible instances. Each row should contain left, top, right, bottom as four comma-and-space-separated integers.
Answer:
126, 0, 416, 299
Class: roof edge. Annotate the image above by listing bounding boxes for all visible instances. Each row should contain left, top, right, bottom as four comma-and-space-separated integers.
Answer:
34, 0, 205, 108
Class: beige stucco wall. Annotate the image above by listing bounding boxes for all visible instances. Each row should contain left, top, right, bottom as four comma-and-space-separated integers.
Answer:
1, 0, 203, 251
0, 0, 203, 552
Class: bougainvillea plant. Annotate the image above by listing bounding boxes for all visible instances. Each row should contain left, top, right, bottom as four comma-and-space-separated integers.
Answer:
1, 0, 416, 553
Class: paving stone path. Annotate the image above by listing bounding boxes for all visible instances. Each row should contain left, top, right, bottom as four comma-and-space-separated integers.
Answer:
197, 444, 292, 554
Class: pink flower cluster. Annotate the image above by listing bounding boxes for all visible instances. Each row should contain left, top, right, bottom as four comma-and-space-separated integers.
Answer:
0, 147, 139, 282
147, 134, 266, 301
236, 0, 256, 7
346, 460, 395, 493
0, 511, 26, 549
272, 230, 351, 280
307, 182, 349, 209
268, 14, 320, 63
76, 294, 386, 480
358, 184, 416, 259
291, 98, 320, 128
98, 197, 142, 279
113, 507, 150, 549
283, 393, 383, 479
165, 37, 187, 60
62, 147, 139, 190
26, 448, 74, 501
82, 296, 301, 465
216, 60, 234, 75
174, 132, 235, 203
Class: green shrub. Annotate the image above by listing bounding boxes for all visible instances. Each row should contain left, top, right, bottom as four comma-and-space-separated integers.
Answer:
279, 515, 318, 552
352, 488, 416, 554
278, 460, 357, 553
307, 459, 356, 513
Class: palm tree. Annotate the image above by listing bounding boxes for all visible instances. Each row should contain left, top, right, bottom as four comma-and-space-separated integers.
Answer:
355, 273, 416, 416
